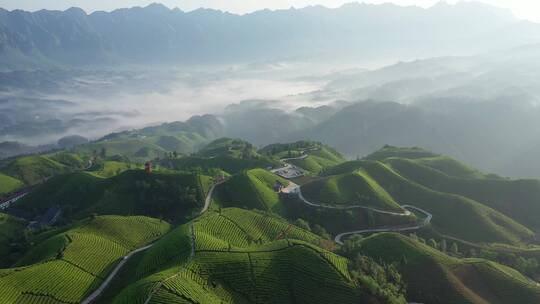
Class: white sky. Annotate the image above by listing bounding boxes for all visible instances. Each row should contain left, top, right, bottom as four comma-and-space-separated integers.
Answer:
0, 1, 539, 22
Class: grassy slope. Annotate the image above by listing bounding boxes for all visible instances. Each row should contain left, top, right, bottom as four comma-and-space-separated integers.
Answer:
14, 170, 212, 223
0, 173, 23, 196
109, 208, 365, 304
301, 169, 402, 212
365, 145, 439, 161
215, 169, 289, 212
385, 157, 540, 231
164, 155, 277, 175
0, 153, 85, 185
288, 147, 346, 174
88, 161, 139, 178
0, 213, 25, 267
329, 160, 533, 245
0, 215, 170, 304
358, 233, 540, 304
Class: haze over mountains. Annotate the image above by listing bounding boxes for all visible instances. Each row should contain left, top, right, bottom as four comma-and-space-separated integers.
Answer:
2, 1, 540, 179
1, 1, 540, 69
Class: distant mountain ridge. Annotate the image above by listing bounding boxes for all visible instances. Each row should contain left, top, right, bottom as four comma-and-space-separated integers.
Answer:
1, 2, 539, 69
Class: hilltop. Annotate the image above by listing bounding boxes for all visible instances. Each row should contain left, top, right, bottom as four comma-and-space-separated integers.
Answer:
350, 233, 540, 304
0, 215, 170, 304
12, 170, 212, 223
103, 208, 406, 304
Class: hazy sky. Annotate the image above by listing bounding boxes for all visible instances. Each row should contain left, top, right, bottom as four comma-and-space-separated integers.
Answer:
0, 0, 539, 22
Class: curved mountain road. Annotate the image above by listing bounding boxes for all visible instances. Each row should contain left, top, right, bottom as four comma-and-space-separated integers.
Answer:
81, 245, 153, 304
81, 178, 221, 304
275, 154, 432, 245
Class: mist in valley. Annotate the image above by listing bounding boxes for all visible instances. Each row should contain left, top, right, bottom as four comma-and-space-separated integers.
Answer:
2, 1, 540, 179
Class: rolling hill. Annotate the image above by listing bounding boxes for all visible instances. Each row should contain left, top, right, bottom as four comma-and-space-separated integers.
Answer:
337, 160, 533, 245
215, 169, 289, 213
381, 155, 540, 232
0, 152, 86, 185
0, 213, 26, 267
0, 215, 170, 304
0, 173, 23, 196
13, 170, 212, 223
301, 169, 403, 212
104, 208, 405, 304
355, 233, 540, 304
261, 141, 345, 174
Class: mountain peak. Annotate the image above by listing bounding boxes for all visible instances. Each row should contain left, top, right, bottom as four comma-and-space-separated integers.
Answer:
144, 3, 170, 12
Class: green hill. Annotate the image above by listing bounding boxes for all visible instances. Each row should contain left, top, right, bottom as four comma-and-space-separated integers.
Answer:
289, 147, 345, 174
14, 170, 212, 223
324, 159, 533, 245
383, 157, 540, 231
260, 140, 323, 159
197, 138, 259, 158
301, 170, 403, 212
215, 169, 289, 212
105, 208, 405, 304
355, 233, 540, 304
76, 119, 218, 162
162, 155, 277, 175
1, 152, 86, 185
360, 160, 533, 245
260, 141, 345, 174
365, 145, 439, 161
87, 160, 140, 178
0, 173, 23, 196
0, 215, 170, 304
0, 213, 26, 267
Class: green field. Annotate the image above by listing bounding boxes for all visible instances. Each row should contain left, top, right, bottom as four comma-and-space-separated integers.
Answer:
0, 173, 23, 196
106, 208, 403, 304
355, 233, 540, 304
384, 157, 540, 231
301, 170, 402, 212
163, 155, 277, 175
14, 170, 212, 223
0, 213, 26, 267
288, 147, 346, 174
88, 161, 140, 178
0, 215, 171, 304
1, 152, 86, 185
215, 169, 289, 212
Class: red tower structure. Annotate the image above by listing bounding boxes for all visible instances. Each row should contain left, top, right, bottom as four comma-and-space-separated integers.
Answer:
145, 161, 152, 173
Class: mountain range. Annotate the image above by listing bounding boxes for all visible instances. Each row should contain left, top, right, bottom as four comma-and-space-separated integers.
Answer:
2, 2, 540, 69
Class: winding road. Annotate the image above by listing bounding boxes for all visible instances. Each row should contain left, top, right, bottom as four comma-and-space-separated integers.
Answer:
81, 177, 221, 304
81, 245, 153, 304
275, 151, 433, 245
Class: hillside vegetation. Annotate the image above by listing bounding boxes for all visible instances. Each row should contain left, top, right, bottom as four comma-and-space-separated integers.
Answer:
0, 173, 23, 196
1, 152, 86, 185
14, 170, 212, 223
301, 170, 402, 212
0, 215, 170, 304
383, 156, 540, 231
0, 213, 26, 267
215, 169, 289, 212
355, 233, 540, 304
356, 160, 533, 245
108, 208, 405, 304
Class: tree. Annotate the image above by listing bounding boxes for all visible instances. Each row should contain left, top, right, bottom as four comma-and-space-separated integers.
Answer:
313, 224, 331, 240
428, 238, 438, 249
294, 218, 311, 231
440, 239, 447, 252
99, 147, 107, 158
173, 151, 178, 158
451, 242, 459, 255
